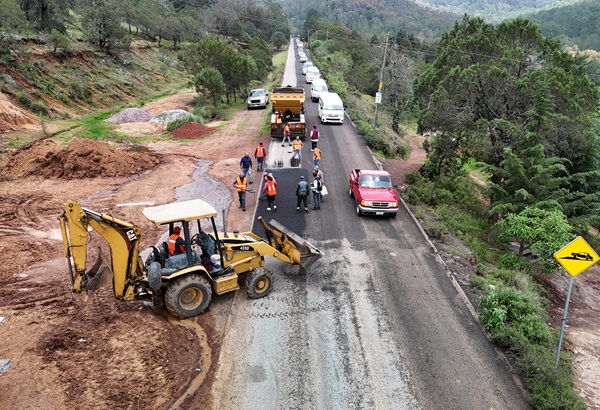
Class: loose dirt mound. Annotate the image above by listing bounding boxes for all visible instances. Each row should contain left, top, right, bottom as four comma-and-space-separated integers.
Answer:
2, 139, 160, 179
0, 91, 38, 133
172, 122, 216, 139
105, 107, 153, 123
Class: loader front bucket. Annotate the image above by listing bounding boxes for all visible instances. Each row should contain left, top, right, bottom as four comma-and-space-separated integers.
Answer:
259, 217, 323, 268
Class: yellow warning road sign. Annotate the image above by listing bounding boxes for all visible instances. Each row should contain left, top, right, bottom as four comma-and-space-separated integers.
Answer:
554, 236, 599, 276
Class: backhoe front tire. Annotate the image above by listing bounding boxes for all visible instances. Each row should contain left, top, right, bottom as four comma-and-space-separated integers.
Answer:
245, 268, 274, 299
164, 274, 212, 318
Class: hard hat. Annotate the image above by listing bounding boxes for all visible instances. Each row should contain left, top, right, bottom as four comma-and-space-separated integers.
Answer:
300, 175, 305, 179
239, 173, 245, 177
173, 226, 181, 234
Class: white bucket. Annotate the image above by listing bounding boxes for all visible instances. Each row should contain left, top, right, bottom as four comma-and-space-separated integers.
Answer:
210, 254, 221, 269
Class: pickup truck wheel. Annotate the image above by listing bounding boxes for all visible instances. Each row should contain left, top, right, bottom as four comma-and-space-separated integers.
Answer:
245, 268, 274, 299
165, 274, 212, 318
349, 186, 354, 198
356, 203, 362, 216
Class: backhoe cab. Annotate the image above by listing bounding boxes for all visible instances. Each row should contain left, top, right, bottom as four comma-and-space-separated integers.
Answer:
59, 199, 322, 318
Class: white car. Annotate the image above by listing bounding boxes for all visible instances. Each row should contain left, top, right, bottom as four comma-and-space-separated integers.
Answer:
302, 61, 314, 75
305, 66, 320, 84
247, 89, 269, 109
299, 54, 308, 63
310, 78, 328, 102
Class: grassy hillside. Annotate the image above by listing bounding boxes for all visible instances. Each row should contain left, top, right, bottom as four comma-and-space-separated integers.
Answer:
0, 40, 190, 138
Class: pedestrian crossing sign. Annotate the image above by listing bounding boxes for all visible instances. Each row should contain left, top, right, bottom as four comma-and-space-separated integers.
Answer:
554, 236, 599, 276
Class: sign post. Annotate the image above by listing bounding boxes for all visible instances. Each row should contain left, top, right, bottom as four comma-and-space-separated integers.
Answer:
553, 236, 599, 364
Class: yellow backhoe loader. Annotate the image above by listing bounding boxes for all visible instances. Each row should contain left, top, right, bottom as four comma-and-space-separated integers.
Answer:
58, 199, 322, 318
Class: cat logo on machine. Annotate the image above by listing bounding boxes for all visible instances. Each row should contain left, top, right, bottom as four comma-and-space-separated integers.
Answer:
554, 236, 599, 276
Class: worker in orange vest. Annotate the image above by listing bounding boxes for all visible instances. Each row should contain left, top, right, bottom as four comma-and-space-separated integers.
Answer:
262, 175, 277, 211
313, 147, 321, 167
232, 173, 248, 211
255, 142, 267, 172
291, 136, 303, 165
168, 226, 186, 255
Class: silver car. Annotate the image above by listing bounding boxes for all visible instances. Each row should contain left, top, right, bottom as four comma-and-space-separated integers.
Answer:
247, 89, 269, 109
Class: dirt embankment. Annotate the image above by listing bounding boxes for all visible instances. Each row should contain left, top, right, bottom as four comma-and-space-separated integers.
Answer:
0, 88, 268, 409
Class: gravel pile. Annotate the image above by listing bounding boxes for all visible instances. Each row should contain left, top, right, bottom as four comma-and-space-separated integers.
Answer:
150, 109, 192, 124
105, 108, 153, 123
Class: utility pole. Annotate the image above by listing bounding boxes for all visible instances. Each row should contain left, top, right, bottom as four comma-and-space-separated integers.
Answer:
374, 33, 389, 131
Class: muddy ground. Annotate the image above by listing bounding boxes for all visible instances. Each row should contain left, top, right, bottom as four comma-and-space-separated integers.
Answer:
0, 89, 599, 409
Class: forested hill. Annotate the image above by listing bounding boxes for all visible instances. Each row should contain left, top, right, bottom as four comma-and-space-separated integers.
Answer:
526, 0, 600, 51
412, 0, 579, 23
281, 0, 460, 41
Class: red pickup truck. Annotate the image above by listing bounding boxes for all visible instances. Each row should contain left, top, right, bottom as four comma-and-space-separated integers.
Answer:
349, 169, 399, 217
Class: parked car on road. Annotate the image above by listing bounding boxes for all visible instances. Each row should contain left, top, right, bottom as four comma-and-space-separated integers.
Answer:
310, 79, 328, 102
302, 61, 314, 75
318, 92, 344, 123
305, 66, 320, 83
349, 169, 399, 217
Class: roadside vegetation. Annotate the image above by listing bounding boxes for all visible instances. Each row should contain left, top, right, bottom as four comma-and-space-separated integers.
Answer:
401, 16, 599, 410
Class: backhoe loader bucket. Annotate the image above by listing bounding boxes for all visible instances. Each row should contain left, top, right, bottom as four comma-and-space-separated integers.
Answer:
259, 217, 323, 268
80, 250, 112, 290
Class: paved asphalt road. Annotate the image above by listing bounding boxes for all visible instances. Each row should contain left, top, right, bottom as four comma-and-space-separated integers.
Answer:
210, 40, 530, 410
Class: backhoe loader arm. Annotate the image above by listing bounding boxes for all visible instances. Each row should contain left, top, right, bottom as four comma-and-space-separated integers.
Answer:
258, 217, 322, 268
59, 200, 143, 299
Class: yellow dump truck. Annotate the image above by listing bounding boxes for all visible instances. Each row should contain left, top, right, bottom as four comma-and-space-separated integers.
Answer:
59, 199, 322, 318
270, 86, 306, 139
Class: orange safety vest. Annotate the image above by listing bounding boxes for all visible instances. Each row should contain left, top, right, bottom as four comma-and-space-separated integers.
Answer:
313, 148, 321, 160
236, 176, 247, 192
255, 146, 266, 157
266, 180, 277, 196
276, 114, 282, 124
168, 233, 185, 255
284, 125, 291, 136
293, 139, 303, 150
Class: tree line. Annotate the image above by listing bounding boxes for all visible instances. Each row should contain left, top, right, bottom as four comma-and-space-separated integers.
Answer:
0, 0, 290, 59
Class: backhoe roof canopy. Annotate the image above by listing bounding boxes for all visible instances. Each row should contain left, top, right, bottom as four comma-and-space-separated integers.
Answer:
142, 199, 217, 226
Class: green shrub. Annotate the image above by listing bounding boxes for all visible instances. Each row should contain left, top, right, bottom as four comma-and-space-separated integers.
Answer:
404, 172, 422, 185
68, 81, 92, 101
423, 219, 446, 240
30, 100, 49, 115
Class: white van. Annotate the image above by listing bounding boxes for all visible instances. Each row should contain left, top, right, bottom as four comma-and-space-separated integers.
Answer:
302, 61, 314, 75
318, 92, 344, 124
310, 79, 328, 102
305, 67, 320, 84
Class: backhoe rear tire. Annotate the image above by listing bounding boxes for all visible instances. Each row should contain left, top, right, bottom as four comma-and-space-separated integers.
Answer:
245, 268, 274, 299
164, 274, 212, 318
